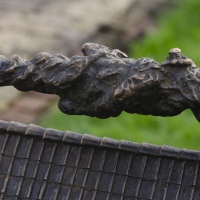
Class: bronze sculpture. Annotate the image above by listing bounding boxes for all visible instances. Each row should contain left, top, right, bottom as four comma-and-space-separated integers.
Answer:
0, 43, 199, 121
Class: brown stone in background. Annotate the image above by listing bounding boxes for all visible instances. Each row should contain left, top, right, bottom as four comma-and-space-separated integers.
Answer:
0, 92, 57, 124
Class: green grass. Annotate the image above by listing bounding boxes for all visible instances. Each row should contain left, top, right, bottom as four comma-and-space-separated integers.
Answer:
40, 0, 200, 150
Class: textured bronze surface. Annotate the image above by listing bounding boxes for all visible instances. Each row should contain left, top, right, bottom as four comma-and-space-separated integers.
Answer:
0, 43, 200, 121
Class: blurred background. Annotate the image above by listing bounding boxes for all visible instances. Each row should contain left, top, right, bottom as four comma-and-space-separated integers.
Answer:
0, 0, 200, 150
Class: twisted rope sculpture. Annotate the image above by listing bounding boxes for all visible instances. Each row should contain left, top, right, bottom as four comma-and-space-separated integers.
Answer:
0, 43, 200, 121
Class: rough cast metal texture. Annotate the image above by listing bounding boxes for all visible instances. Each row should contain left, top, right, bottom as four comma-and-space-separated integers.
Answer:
0, 120, 200, 199
0, 43, 200, 121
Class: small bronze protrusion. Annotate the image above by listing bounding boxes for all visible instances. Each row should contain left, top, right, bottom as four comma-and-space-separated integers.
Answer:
168, 48, 182, 60
161, 48, 192, 66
